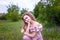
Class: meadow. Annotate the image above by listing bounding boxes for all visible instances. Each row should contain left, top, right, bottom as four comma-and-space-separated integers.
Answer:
0, 20, 60, 40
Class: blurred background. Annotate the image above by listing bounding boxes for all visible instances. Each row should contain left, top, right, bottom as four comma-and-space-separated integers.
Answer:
0, 0, 60, 40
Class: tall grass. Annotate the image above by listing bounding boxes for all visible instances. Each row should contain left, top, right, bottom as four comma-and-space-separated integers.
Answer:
42, 27, 60, 40
0, 20, 60, 40
0, 20, 23, 40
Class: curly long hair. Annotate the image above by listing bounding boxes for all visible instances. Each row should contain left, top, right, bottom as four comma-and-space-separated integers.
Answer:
22, 12, 36, 31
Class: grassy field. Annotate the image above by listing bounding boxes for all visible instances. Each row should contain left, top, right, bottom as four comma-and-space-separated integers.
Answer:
0, 20, 23, 40
0, 20, 60, 40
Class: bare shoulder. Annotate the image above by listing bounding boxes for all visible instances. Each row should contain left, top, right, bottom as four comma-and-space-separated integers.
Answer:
34, 21, 41, 25
34, 21, 42, 27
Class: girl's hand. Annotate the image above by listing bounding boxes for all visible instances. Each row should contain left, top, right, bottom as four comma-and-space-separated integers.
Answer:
25, 22, 30, 33
24, 32, 28, 35
27, 22, 30, 27
21, 28, 24, 33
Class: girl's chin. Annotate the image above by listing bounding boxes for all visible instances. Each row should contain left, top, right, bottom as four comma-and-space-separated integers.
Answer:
25, 21, 30, 23
25, 21, 28, 23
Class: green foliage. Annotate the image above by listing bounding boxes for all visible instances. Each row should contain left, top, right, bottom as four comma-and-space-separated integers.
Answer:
0, 14, 6, 20
7, 5, 19, 13
5, 5, 20, 21
34, 0, 60, 27
20, 8, 27, 15
34, 2, 44, 18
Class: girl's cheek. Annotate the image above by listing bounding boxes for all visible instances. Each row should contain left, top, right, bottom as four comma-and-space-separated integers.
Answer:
28, 19, 30, 22
29, 17, 31, 21
25, 20, 27, 23
25, 20, 28, 23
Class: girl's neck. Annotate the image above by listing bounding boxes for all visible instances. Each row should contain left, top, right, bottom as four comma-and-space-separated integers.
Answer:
30, 20, 35, 26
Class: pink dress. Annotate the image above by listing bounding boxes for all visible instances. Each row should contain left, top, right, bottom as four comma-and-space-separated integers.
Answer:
23, 22, 43, 40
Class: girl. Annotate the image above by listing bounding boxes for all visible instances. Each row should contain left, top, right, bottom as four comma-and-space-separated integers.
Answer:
21, 12, 43, 40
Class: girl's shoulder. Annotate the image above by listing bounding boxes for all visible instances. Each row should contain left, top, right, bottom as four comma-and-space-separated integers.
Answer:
34, 21, 42, 27
30, 21, 43, 32
30, 21, 42, 29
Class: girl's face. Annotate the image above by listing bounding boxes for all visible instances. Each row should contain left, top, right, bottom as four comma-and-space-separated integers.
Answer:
23, 15, 31, 23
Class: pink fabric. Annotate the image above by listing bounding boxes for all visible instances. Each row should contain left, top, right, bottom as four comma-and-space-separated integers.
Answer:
23, 35, 32, 40
23, 23, 43, 40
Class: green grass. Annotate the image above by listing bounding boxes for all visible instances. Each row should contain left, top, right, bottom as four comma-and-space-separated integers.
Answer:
0, 20, 60, 40
42, 27, 60, 40
0, 20, 23, 40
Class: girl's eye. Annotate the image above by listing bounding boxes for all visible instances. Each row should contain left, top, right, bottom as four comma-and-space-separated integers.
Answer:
23, 17, 28, 20
25, 17, 28, 19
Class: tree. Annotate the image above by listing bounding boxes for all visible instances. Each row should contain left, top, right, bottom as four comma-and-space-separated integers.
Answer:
34, 0, 60, 27
20, 8, 27, 15
6, 4, 20, 21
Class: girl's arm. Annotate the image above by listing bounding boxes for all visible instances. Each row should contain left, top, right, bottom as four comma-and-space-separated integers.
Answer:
21, 23, 30, 34
25, 22, 30, 33
24, 22, 37, 38
24, 32, 37, 38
